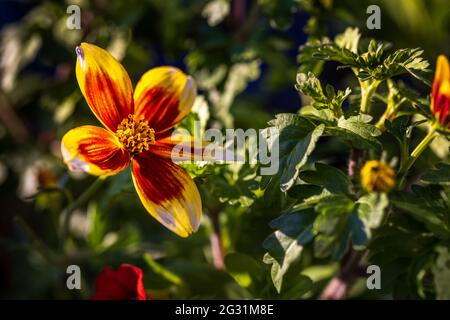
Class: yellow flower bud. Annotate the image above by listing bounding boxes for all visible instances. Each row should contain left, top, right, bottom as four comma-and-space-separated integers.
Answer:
360, 160, 396, 193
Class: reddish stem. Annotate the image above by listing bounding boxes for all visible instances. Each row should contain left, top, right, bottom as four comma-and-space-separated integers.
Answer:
209, 211, 225, 269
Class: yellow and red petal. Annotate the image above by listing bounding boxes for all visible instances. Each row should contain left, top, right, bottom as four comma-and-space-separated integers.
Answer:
152, 131, 237, 163
131, 152, 202, 237
133, 67, 196, 134
151, 133, 205, 162
76, 43, 134, 131
432, 55, 450, 126
61, 126, 130, 176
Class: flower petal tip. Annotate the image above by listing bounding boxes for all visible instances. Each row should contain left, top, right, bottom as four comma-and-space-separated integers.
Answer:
61, 126, 130, 176
437, 54, 449, 65
131, 153, 202, 238
432, 55, 450, 127
75, 45, 85, 70
74, 43, 134, 131
133, 66, 197, 132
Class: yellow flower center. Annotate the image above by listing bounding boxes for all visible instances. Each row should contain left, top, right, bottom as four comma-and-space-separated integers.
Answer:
360, 160, 396, 193
116, 115, 155, 155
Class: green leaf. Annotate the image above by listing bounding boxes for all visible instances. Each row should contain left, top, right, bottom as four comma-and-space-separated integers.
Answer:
311, 43, 359, 68
87, 202, 108, 249
327, 115, 381, 150
421, 163, 450, 186
299, 162, 352, 195
279, 274, 313, 299
297, 38, 327, 74
282, 189, 331, 214
143, 253, 184, 286
313, 195, 353, 259
382, 48, 430, 83
356, 193, 389, 238
203, 60, 261, 127
391, 186, 450, 239
334, 27, 361, 54
348, 211, 369, 248
166, 260, 248, 298
296, 72, 351, 117
262, 114, 324, 192
297, 28, 430, 84
313, 195, 354, 235
369, 215, 437, 296
296, 72, 325, 104
299, 105, 335, 124
266, 113, 314, 130
263, 212, 315, 292
385, 116, 410, 143
287, 184, 323, 200
434, 246, 450, 300
106, 224, 141, 250
280, 124, 324, 192
205, 164, 259, 207
313, 195, 368, 258
297, 28, 367, 74
225, 252, 264, 289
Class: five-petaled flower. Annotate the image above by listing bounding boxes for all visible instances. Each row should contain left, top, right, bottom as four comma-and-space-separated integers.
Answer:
61, 43, 201, 237
91, 264, 147, 300
431, 55, 450, 129
360, 160, 396, 193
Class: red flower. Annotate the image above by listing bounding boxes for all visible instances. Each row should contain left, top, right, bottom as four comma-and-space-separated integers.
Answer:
91, 264, 147, 300
431, 55, 450, 128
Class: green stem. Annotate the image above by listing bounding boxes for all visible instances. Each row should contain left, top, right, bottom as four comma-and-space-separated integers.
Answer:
59, 177, 106, 250
360, 80, 381, 114
375, 97, 407, 130
399, 136, 409, 170
398, 124, 438, 189
373, 92, 388, 104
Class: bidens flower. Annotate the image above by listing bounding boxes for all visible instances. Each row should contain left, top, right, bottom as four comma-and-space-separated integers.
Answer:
360, 160, 396, 193
61, 43, 201, 237
431, 55, 450, 129
91, 264, 147, 300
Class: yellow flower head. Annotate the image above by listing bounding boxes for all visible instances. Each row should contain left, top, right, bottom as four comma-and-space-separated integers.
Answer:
61, 43, 201, 237
360, 160, 396, 193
